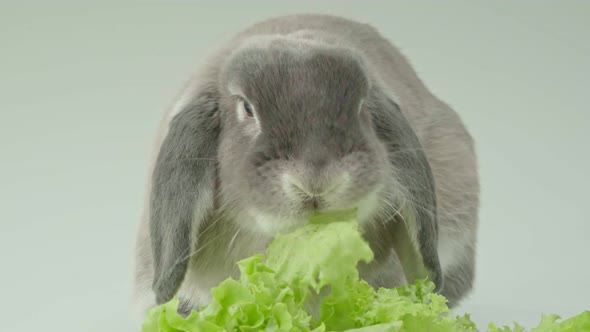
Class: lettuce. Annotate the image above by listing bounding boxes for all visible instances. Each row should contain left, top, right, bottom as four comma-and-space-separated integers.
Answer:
140, 210, 590, 331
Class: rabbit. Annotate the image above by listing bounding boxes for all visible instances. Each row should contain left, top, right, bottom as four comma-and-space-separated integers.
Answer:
132, 13, 480, 322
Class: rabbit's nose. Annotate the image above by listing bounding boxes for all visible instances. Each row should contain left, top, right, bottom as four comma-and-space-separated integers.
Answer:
307, 153, 329, 171
300, 140, 334, 171
282, 171, 350, 200
308, 197, 326, 211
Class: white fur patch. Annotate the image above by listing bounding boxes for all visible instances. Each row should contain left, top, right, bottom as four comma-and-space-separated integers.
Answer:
249, 208, 303, 236
281, 173, 300, 199
193, 178, 215, 222
227, 84, 242, 97
236, 99, 247, 122
437, 231, 470, 273
130, 288, 156, 329
254, 212, 282, 235
169, 92, 193, 119
356, 185, 384, 225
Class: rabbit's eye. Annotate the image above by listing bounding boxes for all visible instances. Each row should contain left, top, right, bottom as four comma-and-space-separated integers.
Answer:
236, 98, 255, 121
243, 101, 254, 118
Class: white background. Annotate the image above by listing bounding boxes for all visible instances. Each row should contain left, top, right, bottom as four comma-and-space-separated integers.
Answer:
1, 1, 588, 331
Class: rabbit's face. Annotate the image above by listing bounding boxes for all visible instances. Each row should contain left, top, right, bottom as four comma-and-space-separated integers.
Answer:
218, 38, 390, 234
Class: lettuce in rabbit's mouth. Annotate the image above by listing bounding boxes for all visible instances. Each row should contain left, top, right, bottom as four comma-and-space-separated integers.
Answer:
140, 209, 590, 331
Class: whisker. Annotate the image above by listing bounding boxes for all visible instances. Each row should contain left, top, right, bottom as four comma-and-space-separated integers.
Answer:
159, 210, 229, 281
405, 196, 436, 219
377, 195, 406, 226
197, 211, 226, 238
226, 228, 242, 256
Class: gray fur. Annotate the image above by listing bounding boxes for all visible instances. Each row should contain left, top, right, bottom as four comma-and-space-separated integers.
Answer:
149, 82, 220, 305
217, 41, 386, 231
133, 14, 480, 321
367, 88, 442, 290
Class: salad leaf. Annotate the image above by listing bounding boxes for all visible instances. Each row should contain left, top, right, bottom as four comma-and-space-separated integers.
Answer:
140, 209, 590, 331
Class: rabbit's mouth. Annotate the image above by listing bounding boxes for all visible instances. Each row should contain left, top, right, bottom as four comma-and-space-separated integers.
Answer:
246, 183, 382, 236
241, 159, 386, 235
301, 196, 327, 212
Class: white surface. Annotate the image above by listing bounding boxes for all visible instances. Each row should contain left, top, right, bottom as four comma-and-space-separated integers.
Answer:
1, 1, 588, 331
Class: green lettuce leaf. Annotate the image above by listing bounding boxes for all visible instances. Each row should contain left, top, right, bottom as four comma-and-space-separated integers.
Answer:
140, 209, 590, 332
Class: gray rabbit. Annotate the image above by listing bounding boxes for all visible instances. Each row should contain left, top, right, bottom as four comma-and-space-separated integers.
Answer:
132, 14, 479, 321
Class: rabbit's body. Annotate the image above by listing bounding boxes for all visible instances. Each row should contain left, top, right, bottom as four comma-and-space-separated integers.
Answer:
133, 14, 479, 320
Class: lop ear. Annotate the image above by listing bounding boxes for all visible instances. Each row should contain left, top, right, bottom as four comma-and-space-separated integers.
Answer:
150, 83, 220, 305
368, 87, 443, 291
